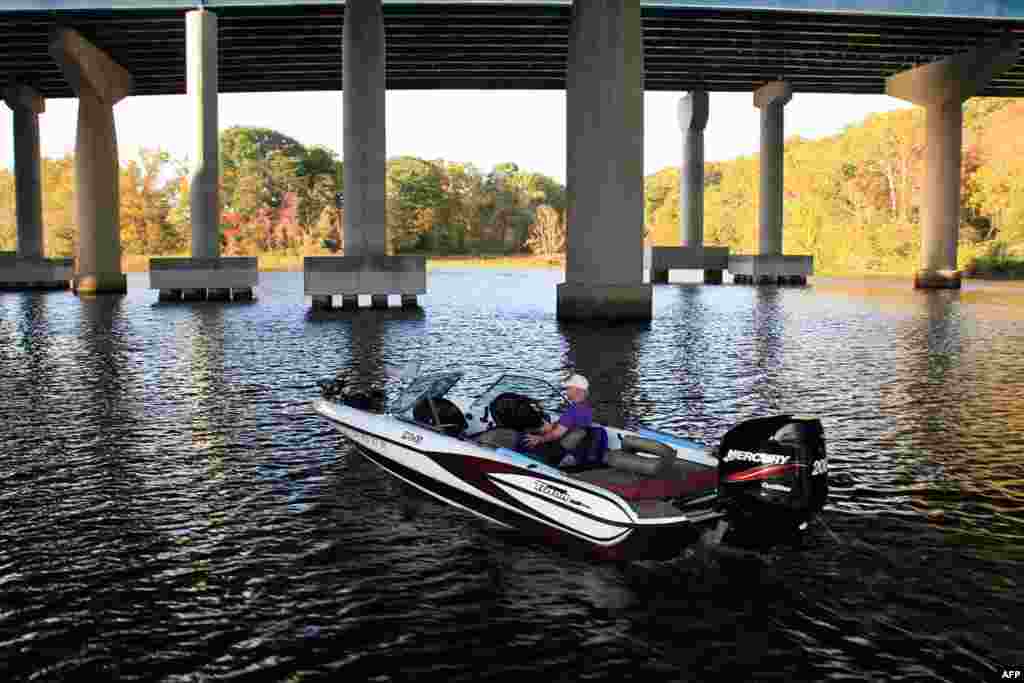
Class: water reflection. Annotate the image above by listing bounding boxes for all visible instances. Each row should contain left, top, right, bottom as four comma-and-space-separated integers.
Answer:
558, 319, 648, 428
749, 287, 785, 412
186, 306, 228, 456
17, 293, 55, 383
886, 291, 1024, 540
75, 296, 133, 446
305, 306, 426, 399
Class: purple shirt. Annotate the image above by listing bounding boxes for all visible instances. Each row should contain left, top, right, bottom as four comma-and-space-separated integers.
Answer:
558, 401, 593, 432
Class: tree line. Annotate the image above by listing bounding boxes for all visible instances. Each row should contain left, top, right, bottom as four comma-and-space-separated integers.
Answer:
2, 100, 1024, 274
0, 126, 567, 261
645, 97, 1024, 274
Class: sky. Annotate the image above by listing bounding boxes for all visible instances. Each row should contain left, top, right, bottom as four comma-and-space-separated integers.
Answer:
0, 90, 913, 183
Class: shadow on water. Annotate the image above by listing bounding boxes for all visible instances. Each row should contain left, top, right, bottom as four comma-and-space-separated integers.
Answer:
304, 305, 426, 395
557, 319, 649, 428
748, 287, 786, 411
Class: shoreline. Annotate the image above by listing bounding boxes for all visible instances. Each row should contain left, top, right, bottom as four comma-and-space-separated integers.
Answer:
108, 254, 1022, 280
120, 254, 566, 272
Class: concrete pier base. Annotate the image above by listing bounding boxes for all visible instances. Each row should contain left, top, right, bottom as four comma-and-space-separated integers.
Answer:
733, 274, 807, 286
704, 269, 724, 285
304, 255, 426, 311
914, 269, 962, 289
150, 257, 258, 302
729, 255, 812, 285
645, 246, 729, 285
556, 283, 653, 322
76, 273, 127, 295
0, 281, 69, 290
0, 254, 73, 289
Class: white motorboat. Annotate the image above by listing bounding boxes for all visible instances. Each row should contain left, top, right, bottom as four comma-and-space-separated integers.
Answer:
313, 370, 828, 561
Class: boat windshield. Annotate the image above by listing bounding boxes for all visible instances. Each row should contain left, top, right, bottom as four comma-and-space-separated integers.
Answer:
469, 374, 566, 414
392, 371, 463, 415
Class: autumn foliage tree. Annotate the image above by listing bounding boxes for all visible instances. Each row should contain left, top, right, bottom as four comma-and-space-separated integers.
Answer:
3, 103, 1023, 273
524, 205, 565, 257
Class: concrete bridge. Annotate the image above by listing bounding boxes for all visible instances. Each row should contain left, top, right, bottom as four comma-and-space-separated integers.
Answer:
1, 1, 1022, 319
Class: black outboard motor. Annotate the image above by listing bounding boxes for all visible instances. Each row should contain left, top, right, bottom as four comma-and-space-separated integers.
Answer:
715, 415, 828, 544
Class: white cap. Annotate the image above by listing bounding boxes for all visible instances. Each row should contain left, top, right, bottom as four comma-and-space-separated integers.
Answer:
563, 374, 589, 392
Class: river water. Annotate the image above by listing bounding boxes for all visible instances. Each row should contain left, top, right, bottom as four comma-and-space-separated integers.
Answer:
1, 270, 1022, 681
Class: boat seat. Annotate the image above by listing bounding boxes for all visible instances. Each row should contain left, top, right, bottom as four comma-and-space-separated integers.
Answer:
607, 450, 664, 476
571, 435, 718, 501
610, 434, 678, 476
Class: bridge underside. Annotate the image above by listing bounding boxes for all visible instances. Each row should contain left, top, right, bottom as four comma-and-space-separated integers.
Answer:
1, 5, 1023, 97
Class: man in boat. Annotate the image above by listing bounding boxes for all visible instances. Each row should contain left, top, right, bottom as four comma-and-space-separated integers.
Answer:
523, 374, 594, 467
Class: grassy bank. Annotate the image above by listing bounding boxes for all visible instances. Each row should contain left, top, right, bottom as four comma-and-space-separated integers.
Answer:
121, 249, 1024, 278
122, 252, 564, 272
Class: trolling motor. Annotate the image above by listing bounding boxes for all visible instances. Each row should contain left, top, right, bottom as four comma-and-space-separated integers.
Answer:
317, 378, 387, 412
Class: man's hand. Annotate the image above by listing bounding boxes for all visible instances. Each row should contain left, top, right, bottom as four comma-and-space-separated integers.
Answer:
524, 422, 552, 447
524, 422, 565, 448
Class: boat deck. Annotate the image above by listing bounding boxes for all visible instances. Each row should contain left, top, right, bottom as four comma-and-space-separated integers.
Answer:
570, 457, 718, 503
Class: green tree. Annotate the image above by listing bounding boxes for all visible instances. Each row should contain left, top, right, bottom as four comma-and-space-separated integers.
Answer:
644, 167, 679, 245
42, 155, 76, 257
0, 169, 15, 251
386, 156, 446, 253
295, 145, 343, 249
119, 148, 181, 255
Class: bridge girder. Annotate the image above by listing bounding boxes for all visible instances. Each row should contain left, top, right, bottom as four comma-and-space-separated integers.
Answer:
0, 5, 1021, 98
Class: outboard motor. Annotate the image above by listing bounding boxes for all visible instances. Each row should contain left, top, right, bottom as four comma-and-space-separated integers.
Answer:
715, 415, 828, 544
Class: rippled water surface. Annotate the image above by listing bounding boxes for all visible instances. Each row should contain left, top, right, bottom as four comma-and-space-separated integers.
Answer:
2, 271, 1022, 681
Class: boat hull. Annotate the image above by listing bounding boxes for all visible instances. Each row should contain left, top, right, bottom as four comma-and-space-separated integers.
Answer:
316, 400, 717, 561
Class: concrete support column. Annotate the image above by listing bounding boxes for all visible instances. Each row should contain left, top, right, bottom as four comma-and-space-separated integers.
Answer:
343, 0, 387, 257
754, 81, 792, 257
188, 9, 220, 259
49, 28, 131, 294
678, 90, 709, 248
921, 99, 962, 283
886, 37, 1019, 289
3, 86, 45, 259
558, 0, 650, 320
